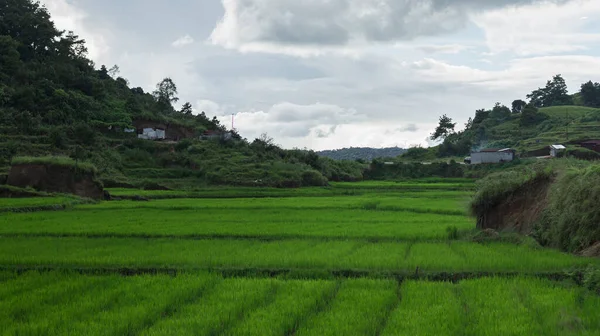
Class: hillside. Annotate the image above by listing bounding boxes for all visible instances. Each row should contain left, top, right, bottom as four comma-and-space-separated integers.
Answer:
0, 0, 364, 189
419, 74, 600, 160
318, 147, 406, 161
480, 105, 600, 153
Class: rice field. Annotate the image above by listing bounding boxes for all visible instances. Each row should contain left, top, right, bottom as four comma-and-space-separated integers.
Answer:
0, 180, 598, 335
1, 272, 599, 336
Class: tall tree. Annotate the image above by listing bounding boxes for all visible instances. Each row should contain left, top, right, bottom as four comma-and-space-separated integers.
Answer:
527, 74, 572, 107
511, 99, 527, 113
580, 81, 600, 108
180, 102, 193, 115
430, 114, 456, 141
153, 77, 179, 111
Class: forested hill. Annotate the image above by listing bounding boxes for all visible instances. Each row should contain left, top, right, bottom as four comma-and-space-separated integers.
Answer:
0, 0, 364, 189
414, 74, 600, 161
318, 147, 406, 161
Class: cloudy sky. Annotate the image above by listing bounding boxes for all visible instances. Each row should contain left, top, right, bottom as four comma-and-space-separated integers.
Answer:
40, 0, 600, 150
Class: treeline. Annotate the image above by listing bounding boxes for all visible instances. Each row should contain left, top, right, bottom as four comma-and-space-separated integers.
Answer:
318, 147, 406, 161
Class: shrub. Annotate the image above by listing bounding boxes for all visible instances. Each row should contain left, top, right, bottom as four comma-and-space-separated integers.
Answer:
583, 265, 600, 294
301, 170, 328, 187
561, 147, 600, 161
48, 127, 68, 149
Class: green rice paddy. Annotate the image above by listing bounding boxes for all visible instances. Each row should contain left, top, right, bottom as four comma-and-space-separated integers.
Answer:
0, 180, 598, 335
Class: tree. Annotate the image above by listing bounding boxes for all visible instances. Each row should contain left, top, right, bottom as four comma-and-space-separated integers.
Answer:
98, 65, 110, 79
464, 117, 473, 130
472, 109, 490, 125
490, 102, 511, 120
180, 102, 193, 115
511, 99, 527, 113
580, 81, 600, 108
520, 104, 543, 127
527, 74, 572, 107
153, 77, 179, 107
430, 114, 456, 141
107, 65, 120, 78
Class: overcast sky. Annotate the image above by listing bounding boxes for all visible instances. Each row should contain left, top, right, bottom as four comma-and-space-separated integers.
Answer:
40, 0, 600, 150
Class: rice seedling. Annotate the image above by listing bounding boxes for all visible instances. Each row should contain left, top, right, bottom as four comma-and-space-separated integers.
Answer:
295, 279, 398, 336
227, 280, 337, 336
382, 281, 463, 335
0, 237, 596, 273
143, 277, 275, 336
0, 206, 474, 241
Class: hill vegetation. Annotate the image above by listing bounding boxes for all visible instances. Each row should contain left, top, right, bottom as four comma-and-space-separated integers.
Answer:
0, 0, 363, 189
411, 75, 600, 160
317, 147, 406, 161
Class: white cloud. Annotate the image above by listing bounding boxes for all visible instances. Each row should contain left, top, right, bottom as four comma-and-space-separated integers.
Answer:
196, 99, 226, 116
415, 44, 472, 54
473, 0, 600, 56
225, 102, 365, 141
172, 35, 195, 48
210, 0, 569, 53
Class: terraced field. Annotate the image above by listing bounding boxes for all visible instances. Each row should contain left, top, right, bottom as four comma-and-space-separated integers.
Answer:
1, 181, 598, 335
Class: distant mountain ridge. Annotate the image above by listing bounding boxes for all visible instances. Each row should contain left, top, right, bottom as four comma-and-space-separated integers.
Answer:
318, 147, 406, 161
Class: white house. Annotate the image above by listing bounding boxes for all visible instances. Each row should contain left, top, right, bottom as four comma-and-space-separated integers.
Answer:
470, 148, 515, 164
550, 144, 566, 157
138, 127, 166, 140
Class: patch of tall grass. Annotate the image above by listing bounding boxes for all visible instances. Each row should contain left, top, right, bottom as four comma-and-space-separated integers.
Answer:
11, 156, 97, 174
536, 164, 600, 252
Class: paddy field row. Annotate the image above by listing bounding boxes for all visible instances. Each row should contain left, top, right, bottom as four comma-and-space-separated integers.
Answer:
1, 272, 598, 336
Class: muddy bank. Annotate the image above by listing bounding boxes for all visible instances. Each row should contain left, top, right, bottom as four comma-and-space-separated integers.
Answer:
7, 164, 104, 199
475, 177, 552, 234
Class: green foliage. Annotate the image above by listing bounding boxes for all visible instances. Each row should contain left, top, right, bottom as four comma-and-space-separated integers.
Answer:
430, 114, 456, 140
520, 104, 547, 127
318, 147, 406, 161
446, 226, 459, 240
559, 147, 600, 161
401, 146, 436, 161
535, 165, 600, 252
527, 74, 573, 108
583, 265, 600, 294
366, 160, 464, 180
580, 81, 600, 108
11, 155, 97, 173
512, 99, 527, 113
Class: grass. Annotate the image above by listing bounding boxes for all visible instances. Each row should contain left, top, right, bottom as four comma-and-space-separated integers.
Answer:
0, 196, 85, 212
2, 181, 599, 334
382, 277, 600, 336
2, 272, 600, 336
0, 197, 474, 241
0, 237, 596, 273
105, 185, 475, 199
295, 279, 398, 336
10, 155, 97, 174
